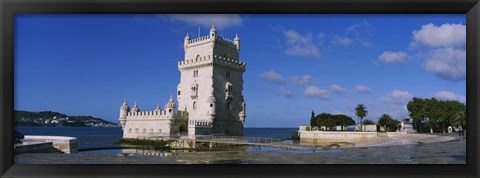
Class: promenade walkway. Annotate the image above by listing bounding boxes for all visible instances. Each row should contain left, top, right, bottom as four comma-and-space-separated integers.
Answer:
136, 133, 458, 150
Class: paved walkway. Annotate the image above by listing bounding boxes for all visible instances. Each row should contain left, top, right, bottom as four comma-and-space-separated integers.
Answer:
138, 133, 458, 150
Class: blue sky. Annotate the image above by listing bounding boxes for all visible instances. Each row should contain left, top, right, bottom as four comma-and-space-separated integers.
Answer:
15, 14, 466, 128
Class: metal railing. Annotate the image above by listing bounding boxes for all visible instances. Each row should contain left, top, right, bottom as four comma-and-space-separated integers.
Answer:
194, 135, 289, 146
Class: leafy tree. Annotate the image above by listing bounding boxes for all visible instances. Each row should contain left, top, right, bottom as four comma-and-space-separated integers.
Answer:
377, 114, 400, 132
362, 119, 375, 125
452, 110, 466, 135
310, 110, 316, 127
355, 104, 368, 131
407, 97, 426, 132
315, 113, 335, 130
170, 117, 188, 136
407, 97, 465, 133
333, 114, 355, 130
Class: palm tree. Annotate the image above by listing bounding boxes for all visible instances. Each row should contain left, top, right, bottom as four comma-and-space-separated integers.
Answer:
378, 114, 393, 132
452, 110, 466, 135
355, 104, 368, 131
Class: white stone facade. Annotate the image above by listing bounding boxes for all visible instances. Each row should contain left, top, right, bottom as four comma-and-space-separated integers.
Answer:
119, 26, 246, 138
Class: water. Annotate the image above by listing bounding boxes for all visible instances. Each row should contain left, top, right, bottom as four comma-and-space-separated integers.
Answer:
14, 126, 466, 164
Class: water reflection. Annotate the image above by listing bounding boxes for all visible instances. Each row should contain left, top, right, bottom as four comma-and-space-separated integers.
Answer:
15, 139, 466, 164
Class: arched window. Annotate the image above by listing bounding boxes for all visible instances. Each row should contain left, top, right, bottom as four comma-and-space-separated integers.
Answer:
225, 82, 233, 99
193, 70, 198, 78
193, 102, 197, 110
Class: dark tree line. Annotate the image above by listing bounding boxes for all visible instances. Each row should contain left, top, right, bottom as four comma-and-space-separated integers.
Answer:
377, 114, 400, 132
310, 111, 355, 130
407, 97, 465, 133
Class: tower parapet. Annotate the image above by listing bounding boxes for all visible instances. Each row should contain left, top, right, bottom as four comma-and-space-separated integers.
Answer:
184, 35, 237, 49
178, 55, 246, 72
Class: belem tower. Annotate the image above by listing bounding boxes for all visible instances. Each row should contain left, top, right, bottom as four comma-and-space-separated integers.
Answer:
119, 26, 247, 139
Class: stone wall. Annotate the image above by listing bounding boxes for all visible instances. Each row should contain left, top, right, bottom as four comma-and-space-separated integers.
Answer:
23, 135, 78, 153
298, 131, 379, 142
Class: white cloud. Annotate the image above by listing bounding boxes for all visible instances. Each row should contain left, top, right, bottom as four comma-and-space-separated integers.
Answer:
280, 88, 294, 98
411, 23, 466, 49
355, 85, 371, 93
331, 35, 353, 47
283, 30, 321, 58
379, 90, 414, 119
259, 70, 284, 84
304, 86, 330, 100
167, 14, 242, 29
345, 20, 373, 48
288, 75, 313, 85
378, 51, 408, 63
433, 91, 466, 104
330, 84, 347, 94
425, 47, 466, 81
381, 90, 414, 104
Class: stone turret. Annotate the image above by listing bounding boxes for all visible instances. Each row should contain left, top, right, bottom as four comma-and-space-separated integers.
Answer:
132, 101, 140, 113
155, 104, 161, 112
164, 95, 176, 117
119, 99, 130, 129
207, 87, 216, 120
184, 33, 190, 52
209, 25, 216, 48
239, 100, 246, 124
234, 33, 240, 52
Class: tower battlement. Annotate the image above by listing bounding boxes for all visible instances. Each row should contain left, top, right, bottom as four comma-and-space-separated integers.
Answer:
186, 35, 237, 49
188, 35, 210, 44
178, 55, 246, 71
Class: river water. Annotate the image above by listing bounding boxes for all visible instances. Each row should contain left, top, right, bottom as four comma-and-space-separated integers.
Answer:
14, 126, 466, 164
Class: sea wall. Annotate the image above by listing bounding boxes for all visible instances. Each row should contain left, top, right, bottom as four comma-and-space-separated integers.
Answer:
14, 142, 54, 154
296, 131, 379, 142
23, 135, 78, 153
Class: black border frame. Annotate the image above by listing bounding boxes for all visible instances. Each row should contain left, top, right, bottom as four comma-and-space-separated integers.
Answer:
1, 0, 479, 177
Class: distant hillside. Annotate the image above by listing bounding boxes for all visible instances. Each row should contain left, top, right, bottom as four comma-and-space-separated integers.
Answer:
14, 110, 119, 127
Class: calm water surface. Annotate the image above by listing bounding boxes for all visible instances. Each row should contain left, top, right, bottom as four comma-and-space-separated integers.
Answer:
15, 126, 466, 164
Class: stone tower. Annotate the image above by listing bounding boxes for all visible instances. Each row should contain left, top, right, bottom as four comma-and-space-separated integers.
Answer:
177, 25, 247, 136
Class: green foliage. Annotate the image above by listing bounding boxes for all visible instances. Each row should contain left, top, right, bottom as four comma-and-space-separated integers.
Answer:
362, 119, 375, 125
333, 114, 356, 126
377, 114, 400, 132
309, 112, 355, 130
407, 97, 465, 133
118, 138, 170, 150
355, 104, 368, 131
310, 110, 316, 127
170, 117, 188, 135
452, 110, 466, 128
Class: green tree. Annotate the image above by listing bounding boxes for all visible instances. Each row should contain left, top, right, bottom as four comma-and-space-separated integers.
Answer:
452, 110, 466, 135
377, 114, 400, 132
355, 104, 368, 131
362, 119, 375, 125
316, 113, 335, 130
407, 97, 465, 133
310, 110, 316, 127
333, 114, 355, 130
407, 97, 427, 132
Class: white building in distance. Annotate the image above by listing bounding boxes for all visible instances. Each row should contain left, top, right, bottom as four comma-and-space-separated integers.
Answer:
119, 26, 247, 139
